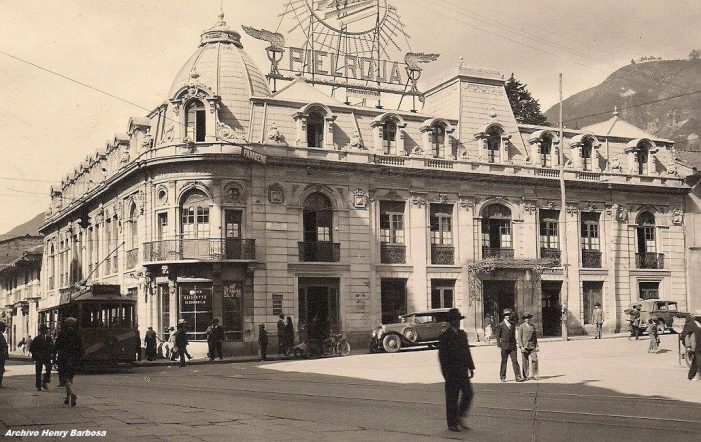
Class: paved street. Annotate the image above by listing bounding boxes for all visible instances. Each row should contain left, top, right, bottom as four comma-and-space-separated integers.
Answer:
1, 335, 700, 441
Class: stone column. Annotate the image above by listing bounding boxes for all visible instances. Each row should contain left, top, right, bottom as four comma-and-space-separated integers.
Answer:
408, 193, 427, 312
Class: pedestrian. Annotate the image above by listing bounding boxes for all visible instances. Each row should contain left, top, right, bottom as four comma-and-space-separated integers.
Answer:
681, 309, 701, 381
258, 324, 268, 361
174, 320, 189, 367
167, 326, 177, 361
494, 309, 524, 382
53, 317, 84, 407
29, 324, 53, 391
483, 314, 494, 343
26, 335, 33, 356
629, 306, 641, 340
516, 312, 539, 380
18, 337, 26, 356
647, 318, 659, 353
593, 303, 604, 339
284, 316, 295, 356
144, 326, 157, 361
0, 321, 8, 388
438, 308, 475, 433
206, 319, 224, 360
276, 314, 286, 356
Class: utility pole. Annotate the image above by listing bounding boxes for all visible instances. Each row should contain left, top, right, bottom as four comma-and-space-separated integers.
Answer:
558, 73, 569, 341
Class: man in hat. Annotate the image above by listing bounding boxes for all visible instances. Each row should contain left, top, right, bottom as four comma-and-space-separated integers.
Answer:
29, 324, 54, 391
144, 326, 157, 361
0, 321, 8, 388
258, 324, 268, 361
681, 309, 701, 381
174, 319, 190, 367
438, 308, 475, 432
205, 319, 225, 361
516, 312, 539, 380
276, 314, 286, 356
592, 303, 604, 339
494, 309, 524, 382
53, 317, 84, 406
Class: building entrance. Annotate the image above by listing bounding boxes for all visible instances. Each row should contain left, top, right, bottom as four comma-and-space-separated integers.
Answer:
483, 280, 515, 323
298, 278, 339, 340
541, 281, 562, 336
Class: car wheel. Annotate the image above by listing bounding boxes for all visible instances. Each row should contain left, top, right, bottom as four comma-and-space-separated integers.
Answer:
338, 340, 351, 357
403, 327, 417, 343
382, 334, 402, 353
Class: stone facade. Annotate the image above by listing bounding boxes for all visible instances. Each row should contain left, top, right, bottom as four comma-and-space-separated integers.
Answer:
35, 15, 691, 355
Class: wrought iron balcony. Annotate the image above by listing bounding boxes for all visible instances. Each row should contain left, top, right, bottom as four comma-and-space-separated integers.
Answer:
540, 248, 561, 265
581, 249, 602, 268
143, 238, 256, 262
636, 252, 664, 269
298, 241, 340, 262
482, 247, 514, 259
431, 244, 455, 265
126, 248, 139, 269
380, 243, 406, 264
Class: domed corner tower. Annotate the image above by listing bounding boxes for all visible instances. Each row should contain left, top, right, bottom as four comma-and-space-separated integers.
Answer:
165, 13, 271, 145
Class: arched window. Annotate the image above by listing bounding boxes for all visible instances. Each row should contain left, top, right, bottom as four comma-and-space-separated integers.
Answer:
431, 124, 446, 158
49, 243, 55, 289
128, 205, 138, 249
185, 100, 206, 142
301, 192, 336, 261
481, 204, 513, 258
486, 127, 502, 163
636, 144, 650, 175
382, 119, 398, 154
540, 134, 553, 167
582, 138, 593, 171
307, 111, 325, 148
181, 190, 210, 239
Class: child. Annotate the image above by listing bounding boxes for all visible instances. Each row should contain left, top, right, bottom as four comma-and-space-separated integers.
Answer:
647, 318, 659, 353
258, 324, 268, 361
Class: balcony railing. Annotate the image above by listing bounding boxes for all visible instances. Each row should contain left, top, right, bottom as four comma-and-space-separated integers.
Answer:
143, 238, 256, 262
380, 243, 406, 264
582, 249, 602, 268
431, 244, 455, 265
482, 247, 514, 259
298, 241, 340, 262
126, 248, 139, 269
636, 252, 664, 269
540, 248, 561, 265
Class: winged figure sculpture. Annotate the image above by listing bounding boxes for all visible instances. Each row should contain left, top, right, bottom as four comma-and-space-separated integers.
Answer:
241, 25, 286, 52
405, 52, 440, 71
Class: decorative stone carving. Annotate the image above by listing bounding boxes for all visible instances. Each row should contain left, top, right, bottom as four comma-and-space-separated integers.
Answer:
566, 205, 579, 216
671, 208, 683, 225
141, 135, 154, 151
584, 203, 597, 213
438, 193, 448, 204
610, 204, 628, 222
267, 122, 285, 144
410, 192, 427, 207
156, 186, 168, 206
268, 183, 284, 204
351, 188, 369, 208
457, 145, 468, 160
667, 160, 678, 176
385, 190, 403, 201
522, 201, 536, 214
224, 182, 244, 203
349, 131, 365, 150
217, 122, 244, 141
184, 138, 197, 153
544, 200, 556, 210
459, 197, 475, 210
610, 156, 622, 173
163, 125, 174, 142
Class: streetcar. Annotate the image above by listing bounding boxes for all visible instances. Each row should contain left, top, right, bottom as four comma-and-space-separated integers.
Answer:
39, 284, 140, 367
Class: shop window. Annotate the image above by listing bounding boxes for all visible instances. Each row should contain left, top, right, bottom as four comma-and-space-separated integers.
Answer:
639, 281, 660, 300
179, 283, 213, 341
223, 282, 243, 341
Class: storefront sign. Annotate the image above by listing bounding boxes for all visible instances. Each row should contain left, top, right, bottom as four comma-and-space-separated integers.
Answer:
242, 147, 266, 164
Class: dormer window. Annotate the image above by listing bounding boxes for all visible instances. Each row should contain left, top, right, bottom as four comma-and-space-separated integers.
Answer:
382, 119, 397, 154
636, 145, 649, 175
581, 138, 593, 171
431, 124, 446, 158
185, 100, 206, 142
486, 127, 502, 163
540, 134, 553, 167
307, 111, 325, 148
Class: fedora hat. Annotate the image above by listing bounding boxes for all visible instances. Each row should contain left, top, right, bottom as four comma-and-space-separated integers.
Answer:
522, 312, 533, 319
502, 308, 514, 316
447, 308, 465, 321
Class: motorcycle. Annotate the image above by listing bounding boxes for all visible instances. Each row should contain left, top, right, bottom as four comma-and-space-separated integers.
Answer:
293, 332, 351, 358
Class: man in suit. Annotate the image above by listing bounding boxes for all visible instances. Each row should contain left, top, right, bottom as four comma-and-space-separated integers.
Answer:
438, 308, 475, 433
495, 309, 524, 382
516, 312, 539, 380
592, 303, 604, 339
681, 309, 701, 381
29, 324, 53, 391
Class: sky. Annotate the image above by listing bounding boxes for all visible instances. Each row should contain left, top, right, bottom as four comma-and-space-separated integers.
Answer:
1, 0, 700, 234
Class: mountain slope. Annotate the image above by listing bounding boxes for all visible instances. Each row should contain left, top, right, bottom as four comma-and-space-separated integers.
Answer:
545, 60, 701, 150
0, 212, 45, 241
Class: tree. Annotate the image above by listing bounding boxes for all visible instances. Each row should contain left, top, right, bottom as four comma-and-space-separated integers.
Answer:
505, 74, 549, 126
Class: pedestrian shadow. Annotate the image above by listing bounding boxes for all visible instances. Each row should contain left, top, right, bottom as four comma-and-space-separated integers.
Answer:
531, 374, 564, 380
655, 349, 671, 354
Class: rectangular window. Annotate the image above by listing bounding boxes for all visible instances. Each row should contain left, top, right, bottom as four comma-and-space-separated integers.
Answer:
380, 201, 405, 244
179, 283, 213, 341
380, 279, 407, 324
196, 207, 209, 237
382, 124, 397, 154
158, 284, 170, 337
223, 282, 243, 341
430, 204, 453, 246
431, 279, 455, 309
157, 212, 168, 240
498, 220, 512, 248
539, 210, 559, 249
182, 207, 195, 238
580, 212, 601, 250
639, 281, 660, 300
224, 210, 242, 239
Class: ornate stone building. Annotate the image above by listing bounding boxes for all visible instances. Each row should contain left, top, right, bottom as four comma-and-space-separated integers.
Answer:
37, 15, 690, 354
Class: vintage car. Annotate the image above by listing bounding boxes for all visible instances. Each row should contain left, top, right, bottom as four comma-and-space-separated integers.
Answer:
375, 308, 452, 353
624, 300, 692, 334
